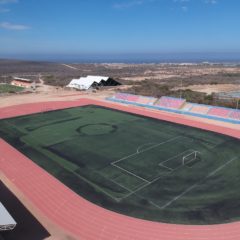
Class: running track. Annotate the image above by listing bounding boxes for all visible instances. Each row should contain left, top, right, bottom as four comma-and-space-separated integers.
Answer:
0, 98, 240, 240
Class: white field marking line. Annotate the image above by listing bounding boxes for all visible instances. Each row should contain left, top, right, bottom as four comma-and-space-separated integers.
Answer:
97, 171, 146, 201
112, 139, 197, 200
184, 157, 201, 167
96, 172, 132, 200
160, 156, 239, 210
182, 151, 201, 165
119, 165, 181, 201
120, 182, 151, 200
119, 153, 206, 201
149, 200, 163, 210
104, 140, 230, 203
111, 179, 134, 193
205, 141, 221, 150
182, 151, 200, 161
159, 149, 195, 166
111, 136, 184, 184
111, 135, 182, 165
208, 138, 232, 150
108, 177, 149, 201
158, 164, 173, 171
110, 177, 149, 197
119, 164, 183, 201
72, 171, 121, 202
105, 175, 134, 193
111, 164, 150, 183
136, 142, 156, 153
99, 136, 199, 202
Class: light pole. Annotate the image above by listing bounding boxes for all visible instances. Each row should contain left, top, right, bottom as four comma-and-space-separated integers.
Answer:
180, 79, 183, 99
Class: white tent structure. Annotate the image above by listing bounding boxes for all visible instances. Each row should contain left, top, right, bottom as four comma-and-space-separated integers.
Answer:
0, 203, 16, 231
67, 75, 120, 90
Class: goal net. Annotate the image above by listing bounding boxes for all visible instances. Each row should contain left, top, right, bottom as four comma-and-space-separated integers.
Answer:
182, 151, 201, 166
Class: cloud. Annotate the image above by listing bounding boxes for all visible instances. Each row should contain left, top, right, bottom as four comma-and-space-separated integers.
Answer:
113, 0, 155, 9
0, 22, 30, 30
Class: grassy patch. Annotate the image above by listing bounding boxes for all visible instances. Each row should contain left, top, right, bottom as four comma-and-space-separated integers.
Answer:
0, 84, 24, 93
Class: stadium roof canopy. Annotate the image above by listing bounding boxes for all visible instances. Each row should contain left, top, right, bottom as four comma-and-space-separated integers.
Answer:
13, 77, 32, 82
67, 75, 120, 90
0, 203, 17, 231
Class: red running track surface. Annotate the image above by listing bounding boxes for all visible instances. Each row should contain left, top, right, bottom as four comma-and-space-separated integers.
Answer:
1, 98, 240, 240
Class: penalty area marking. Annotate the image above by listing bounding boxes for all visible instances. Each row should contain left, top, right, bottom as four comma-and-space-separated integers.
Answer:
159, 149, 196, 168
136, 142, 156, 153
111, 164, 150, 183
111, 135, 182, 165
110, 136, 184, 184
108, 135, 196, 201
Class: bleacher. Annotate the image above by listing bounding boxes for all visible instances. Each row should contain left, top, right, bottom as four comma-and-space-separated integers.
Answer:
190, 104, 211, 115
135, 96, 150, 105
155, 97, 186, 109
108, 93, 157, 106
207, 107, 232, 118
125, 94, 139, 102
137, 96, 157, 105
229, 110, 240, 120
114, 93, 129, 101
106, 93, 240, 124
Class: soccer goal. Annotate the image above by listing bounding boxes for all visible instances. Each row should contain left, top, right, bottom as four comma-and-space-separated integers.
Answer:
182, 151, 201, 166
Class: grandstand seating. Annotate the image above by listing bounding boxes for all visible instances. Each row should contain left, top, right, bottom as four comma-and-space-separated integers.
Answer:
125, 95, 157, 105
208, 107, 232, 118
229, 110, 240, 120
107, 93, 240, 123
114, 93, 129, 101
109, 93, 157, 106
190, 105, 211, 115
134, 96, 149, 105
155, 97, 186, 109
125, 94, 139, 102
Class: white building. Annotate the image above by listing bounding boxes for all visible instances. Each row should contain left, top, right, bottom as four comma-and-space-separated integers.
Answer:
0, 202, 17, 231
67, 75, 120, 90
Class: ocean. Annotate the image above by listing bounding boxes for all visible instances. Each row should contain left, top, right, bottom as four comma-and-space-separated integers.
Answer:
2, 52, 240, 65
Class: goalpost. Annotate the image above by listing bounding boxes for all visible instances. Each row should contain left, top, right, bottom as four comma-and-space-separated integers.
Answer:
182, 151, 201, 166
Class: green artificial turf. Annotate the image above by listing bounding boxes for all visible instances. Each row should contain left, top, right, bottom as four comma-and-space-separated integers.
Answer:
0, 84, 24, 93
0, 105, 240, 224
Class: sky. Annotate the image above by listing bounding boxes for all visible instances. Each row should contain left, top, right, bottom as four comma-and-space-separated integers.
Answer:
0, 0, 240, 60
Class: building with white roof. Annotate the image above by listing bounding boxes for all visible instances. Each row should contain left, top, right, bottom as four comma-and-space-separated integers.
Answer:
67, 75, 120, 90
0, 202, 17, 231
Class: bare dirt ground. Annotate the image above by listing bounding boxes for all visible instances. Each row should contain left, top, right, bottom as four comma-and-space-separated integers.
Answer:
111, 64, 240, 82
173, 83, 240, 94
1, 60, 240, 86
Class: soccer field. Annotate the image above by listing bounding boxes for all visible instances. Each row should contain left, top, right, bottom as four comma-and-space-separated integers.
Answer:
0, 105, 240, 225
